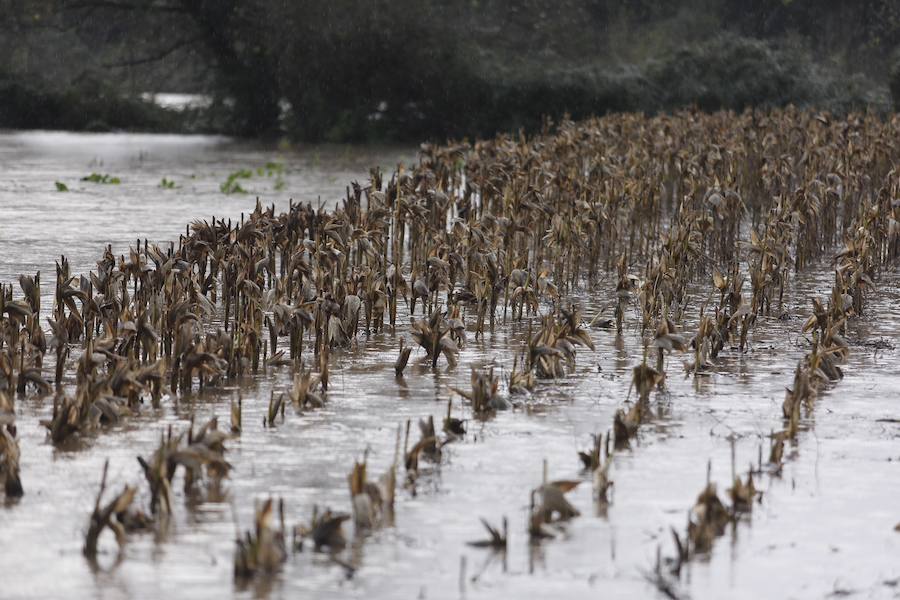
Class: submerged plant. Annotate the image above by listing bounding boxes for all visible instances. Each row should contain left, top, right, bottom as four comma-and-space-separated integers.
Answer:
234, 498, 287, 579
220, 169, 252, 194
83, 460, 151, 559
347, 449, 396, 531
409, 310, 458, 368
81, 173, 121, 184
293, 505, 350, 553
453, 366, 507, 414
529, 461, 581, 541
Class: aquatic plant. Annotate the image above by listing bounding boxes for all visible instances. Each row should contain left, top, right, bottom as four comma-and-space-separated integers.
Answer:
220, 169, 252, 194
220, 163, 285, 195
81, 173, 121, 184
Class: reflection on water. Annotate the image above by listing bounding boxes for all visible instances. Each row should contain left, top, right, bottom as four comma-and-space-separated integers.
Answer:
0, 132, 898, 600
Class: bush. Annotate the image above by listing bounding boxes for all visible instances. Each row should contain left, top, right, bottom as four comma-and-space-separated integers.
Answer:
646, 36, 815, 111
642, 35, 890, 115
459, 65, 653, 137
0, 71, 189, 132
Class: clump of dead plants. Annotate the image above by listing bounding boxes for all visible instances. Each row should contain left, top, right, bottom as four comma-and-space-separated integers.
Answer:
234, 498, 288, 579
529, 461, 581, 541
453, 366, 508, 414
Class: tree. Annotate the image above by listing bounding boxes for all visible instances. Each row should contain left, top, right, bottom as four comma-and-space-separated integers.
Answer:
19, 0, 283, 135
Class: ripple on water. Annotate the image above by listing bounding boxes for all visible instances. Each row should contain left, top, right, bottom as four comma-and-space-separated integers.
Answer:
0, 133, 897, 600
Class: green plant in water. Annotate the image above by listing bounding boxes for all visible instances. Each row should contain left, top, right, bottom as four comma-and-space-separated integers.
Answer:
54, 181, 68, 192
81, 173, 121, 184
220, 168, 253, 194
261, 162, 283, 177
220, 163, 286, 194
159, 178, 176, 189
263, 162, 286, 191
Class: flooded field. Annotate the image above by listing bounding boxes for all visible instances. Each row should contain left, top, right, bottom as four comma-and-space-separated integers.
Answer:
0, 121, 898, 600
0, 132, 411, 284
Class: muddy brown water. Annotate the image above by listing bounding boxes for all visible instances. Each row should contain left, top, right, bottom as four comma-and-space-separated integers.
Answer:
0, 132, 898, 600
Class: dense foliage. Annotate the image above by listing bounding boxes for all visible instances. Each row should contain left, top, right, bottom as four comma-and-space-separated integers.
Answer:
0, 0, 898, 140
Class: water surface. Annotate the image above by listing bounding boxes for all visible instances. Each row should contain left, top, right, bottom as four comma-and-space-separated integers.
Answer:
0, 132, 897, 600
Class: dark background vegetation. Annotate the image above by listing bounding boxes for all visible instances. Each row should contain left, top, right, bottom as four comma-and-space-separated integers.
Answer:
1, 0, 899, 142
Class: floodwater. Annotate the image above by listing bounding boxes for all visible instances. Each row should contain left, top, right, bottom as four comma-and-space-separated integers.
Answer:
0, 132, 898, 600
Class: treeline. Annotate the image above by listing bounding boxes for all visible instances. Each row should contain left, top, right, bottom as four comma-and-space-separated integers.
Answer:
1, 0, 898, 141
